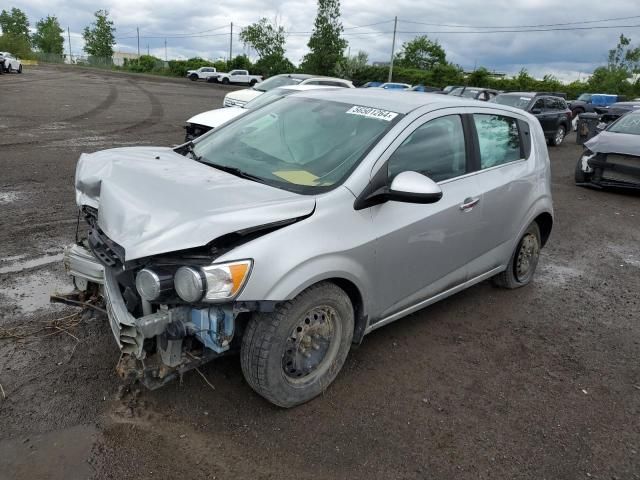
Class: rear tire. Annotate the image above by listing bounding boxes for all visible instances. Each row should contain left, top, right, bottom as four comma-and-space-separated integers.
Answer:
549, 125, 566, 146
240, 282, 354, 408
493, 222, 541, 289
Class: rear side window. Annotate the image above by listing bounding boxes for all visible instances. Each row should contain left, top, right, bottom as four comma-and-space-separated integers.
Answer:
388, 115, 466, 183
473, 114, 522, 168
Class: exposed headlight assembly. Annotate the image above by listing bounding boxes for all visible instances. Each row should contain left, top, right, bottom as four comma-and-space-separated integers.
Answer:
580, 150, 596, 173
174, 260, 252, 303
135, 268, 173, 301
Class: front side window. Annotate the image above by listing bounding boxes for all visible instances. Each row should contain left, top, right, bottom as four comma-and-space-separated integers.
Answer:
473, 114, 522, 168
193, 98, 400, 193
387, 115, 466, 183
532, 98, 545, 111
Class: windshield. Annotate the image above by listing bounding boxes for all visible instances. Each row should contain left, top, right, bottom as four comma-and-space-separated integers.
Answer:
577, 94, 592, 102
253, 75, 303, 92
244, 88, 293, 110
192, 97, 401, 193
492, 94, 532, 110
607, 113, 640, 135
461, 89, 480, 98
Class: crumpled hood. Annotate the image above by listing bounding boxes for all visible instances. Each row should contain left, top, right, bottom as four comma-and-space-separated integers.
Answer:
75, 147, 315, 261
585, 131, 640, 157
187, 106, 245, 129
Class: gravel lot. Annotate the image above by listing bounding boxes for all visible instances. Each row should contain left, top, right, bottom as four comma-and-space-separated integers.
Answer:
0, 65, 639, 480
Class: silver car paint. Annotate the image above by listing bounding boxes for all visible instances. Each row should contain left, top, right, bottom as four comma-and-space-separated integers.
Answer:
75, 146, 315, 261
74, 91, 553, 334
213, 98, 553, 328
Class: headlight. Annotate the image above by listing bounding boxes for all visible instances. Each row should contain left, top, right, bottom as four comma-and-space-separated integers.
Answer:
174, 266, 206, 302
135, 268, 173, 301
174, 260, 252, 303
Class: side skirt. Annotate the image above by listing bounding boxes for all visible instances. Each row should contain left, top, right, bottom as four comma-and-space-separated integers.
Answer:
364, 266, 504, 335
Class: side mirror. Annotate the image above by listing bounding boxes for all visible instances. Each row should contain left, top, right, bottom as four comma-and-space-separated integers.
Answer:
531, 108, 542, 114
388, 171, 443, 204
354, 171, 442, 210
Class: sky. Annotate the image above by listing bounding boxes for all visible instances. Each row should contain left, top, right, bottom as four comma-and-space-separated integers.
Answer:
11, 0, 640, 81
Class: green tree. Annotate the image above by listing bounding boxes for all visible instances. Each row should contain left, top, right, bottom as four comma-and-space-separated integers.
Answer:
0, 7, 30, 38
82, 9, 115, 58
240, 18, 293, 76
607, 34, 640, 73
32, 15, 64, 55
300, 0, 347, 75
228, 54, 253, 71
335, 51, 368, 79
0, 7, 31, 57
240, 18, 286, 59
395, 35, 446, 70
467, 67, 490, 86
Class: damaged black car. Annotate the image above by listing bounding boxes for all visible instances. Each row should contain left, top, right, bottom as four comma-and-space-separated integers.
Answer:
576, 110, 640, 189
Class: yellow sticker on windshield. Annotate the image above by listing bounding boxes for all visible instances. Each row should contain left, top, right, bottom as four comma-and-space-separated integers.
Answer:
273, 170, 319, 185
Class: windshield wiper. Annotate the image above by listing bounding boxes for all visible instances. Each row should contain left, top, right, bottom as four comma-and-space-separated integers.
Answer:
204, 162, 267, 184
184, 141, 202, 162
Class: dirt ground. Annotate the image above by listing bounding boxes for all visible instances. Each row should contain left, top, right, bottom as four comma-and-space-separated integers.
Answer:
0, 65, 639, 480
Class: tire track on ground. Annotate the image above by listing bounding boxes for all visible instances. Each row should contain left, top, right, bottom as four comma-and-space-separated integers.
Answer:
110, 79, 164, 134
63, 82, 118, 123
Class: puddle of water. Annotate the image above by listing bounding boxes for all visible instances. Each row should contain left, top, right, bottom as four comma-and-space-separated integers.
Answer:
0, 253, 63, 275
0, 270, 73, 313
0, 191, 21, 204
0, 424, 96, 480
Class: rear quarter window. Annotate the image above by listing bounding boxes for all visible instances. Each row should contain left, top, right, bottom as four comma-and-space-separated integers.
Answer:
472, 114, 524, 168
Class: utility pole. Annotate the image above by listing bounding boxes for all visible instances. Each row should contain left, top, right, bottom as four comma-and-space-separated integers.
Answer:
229, 22, 233, 61
137, 26, 140, 60
164, 38, 167, 62
67, 26, 72, 63
388, 16, 397, 83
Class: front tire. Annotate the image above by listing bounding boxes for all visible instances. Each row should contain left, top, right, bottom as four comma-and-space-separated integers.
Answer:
241, 282, 354, 408
189, 74, 198, 81
575, 157, 590, 185
249, 79, 257, 86
549, 125, 566, 146
493, 222, 541, 289
17, 64, 22, 73
222, 77, 230, 85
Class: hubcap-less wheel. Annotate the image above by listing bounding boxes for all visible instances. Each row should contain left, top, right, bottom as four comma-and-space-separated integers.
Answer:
282, 306, 340, 383
515, 233, 540, 282
555, 126, 565, 145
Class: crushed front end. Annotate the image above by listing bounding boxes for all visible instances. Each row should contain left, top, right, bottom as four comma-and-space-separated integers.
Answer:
63, 208, 256, 389
578, 151, 640, 189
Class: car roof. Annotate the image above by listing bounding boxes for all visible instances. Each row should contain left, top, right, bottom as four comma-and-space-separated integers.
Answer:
279, 84, 340, 91
291, 88, 527, 115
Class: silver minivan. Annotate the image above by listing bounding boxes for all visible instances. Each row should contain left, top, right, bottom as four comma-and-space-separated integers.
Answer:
64, 89, 553, 407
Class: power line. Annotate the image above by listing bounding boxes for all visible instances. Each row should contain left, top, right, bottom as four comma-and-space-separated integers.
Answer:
394, 23, 640, 35
397, 14, 640, 29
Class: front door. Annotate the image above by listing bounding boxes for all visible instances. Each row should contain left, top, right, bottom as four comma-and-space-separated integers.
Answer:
369, 114, 486, 321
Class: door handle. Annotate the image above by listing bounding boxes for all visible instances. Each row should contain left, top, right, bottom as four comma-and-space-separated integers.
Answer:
460, 197, 480, 211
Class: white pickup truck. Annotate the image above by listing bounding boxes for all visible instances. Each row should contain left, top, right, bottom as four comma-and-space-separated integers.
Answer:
211, 69, 262, 86
186, 67, 218, 81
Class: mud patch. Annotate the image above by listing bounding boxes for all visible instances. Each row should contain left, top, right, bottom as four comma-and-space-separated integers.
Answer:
536, 262, 584, 286
0, 253, 63, 275
0, 269, 73, 315
0, 424, 97, 480
0, 191, 22, 204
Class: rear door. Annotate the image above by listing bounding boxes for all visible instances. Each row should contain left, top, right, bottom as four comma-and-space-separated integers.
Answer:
466, 111, 536, 277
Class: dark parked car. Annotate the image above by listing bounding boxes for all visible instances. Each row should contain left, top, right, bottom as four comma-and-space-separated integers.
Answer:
599, 101, 640, 124
492, 92, 572, 146
569, 93, 622, 117
575, 110, 640, 189
449, 86, 499, 101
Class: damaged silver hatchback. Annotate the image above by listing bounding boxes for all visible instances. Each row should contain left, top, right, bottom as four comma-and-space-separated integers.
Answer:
64, 89, 554, 407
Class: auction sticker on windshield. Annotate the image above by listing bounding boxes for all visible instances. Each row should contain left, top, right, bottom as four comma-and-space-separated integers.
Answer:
346, 106, 398, 121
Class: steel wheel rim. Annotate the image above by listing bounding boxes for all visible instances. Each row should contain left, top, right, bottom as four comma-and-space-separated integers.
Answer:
282, 305, 341, 384
515, 233, 539, 281
555, 127, 565, 144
